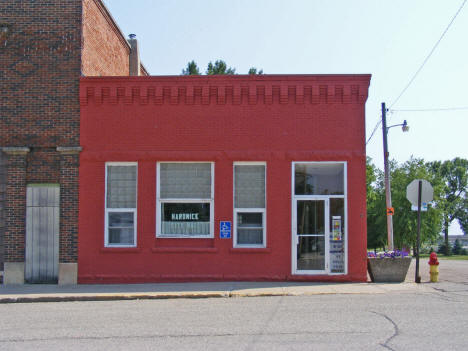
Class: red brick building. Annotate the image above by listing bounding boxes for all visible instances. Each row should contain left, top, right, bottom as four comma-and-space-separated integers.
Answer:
0, 0, 146, 284
79, 75, 371, 283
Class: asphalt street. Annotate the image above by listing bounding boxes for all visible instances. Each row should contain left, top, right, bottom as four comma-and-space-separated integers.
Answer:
0, 260, 467, 351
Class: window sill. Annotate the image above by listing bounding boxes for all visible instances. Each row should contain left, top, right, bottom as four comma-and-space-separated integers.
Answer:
156, 235, 215, 239
151, 247, 218, 254
230, 248, 271, 254
100, 247, 141, 254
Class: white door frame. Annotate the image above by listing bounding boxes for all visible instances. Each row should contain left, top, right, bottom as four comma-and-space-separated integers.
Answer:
292, 197, 330, 274
290, 161, 349, 276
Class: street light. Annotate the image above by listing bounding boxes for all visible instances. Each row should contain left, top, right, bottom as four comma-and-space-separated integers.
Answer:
381, 102, 409, 251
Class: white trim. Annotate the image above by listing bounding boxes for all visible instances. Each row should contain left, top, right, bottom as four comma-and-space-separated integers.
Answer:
291, 162, 348, 275
344, 162, 348, 275
156, 162, 214, 238
104, 162, 138, 248
233, 162, 267, 248
292, 197, 329, 274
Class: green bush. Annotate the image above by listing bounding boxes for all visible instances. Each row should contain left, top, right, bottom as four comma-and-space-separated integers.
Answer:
437, 241, 451, 255
452, 239, 463, 255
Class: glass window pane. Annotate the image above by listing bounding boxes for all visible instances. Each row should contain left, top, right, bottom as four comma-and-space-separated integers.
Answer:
238, 229, 263, 245
330, 198, 345, 273
108, 212, 134, 245
297, 236, 325, 270
236, 212, 263, 245
237, 212, 262, 228
109, 228, 134, 245
234, 165, 265, 208
107, 165, 137, 208
109, 212, 134, 227
160, 163, 211, 199
295, 163, 344, 195
161, 203, 210, 236
297, 200, 325, 235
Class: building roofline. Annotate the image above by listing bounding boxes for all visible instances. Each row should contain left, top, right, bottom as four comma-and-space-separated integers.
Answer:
93, 0, 130, 52
81, 73, 372, 82
79, 74, 371, 106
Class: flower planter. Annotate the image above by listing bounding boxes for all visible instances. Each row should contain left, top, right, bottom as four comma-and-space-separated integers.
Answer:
367, 257, 412, 283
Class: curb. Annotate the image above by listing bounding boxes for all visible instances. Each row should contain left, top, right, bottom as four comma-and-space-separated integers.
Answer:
0, 292, 230, 304
0, 285, 420, 304
0, 280, 430, 304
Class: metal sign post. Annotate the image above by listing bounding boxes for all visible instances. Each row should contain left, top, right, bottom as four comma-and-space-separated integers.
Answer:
415, 180, 422, 283
406, 179, 433, 284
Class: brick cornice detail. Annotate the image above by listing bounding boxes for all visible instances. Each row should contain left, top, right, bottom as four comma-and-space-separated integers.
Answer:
80, 75, 371, 106
2, 147, 30, 155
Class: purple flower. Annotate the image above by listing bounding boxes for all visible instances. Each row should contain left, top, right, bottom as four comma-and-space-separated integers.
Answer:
368, 250, 410, 258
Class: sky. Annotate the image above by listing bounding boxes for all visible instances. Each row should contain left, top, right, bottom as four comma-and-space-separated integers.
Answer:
103, 0, 467, 234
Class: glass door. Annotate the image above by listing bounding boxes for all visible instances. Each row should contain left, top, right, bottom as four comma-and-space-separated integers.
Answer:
293, 199, 329, 273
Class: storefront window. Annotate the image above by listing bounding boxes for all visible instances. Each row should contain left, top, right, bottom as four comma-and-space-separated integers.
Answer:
295, 163, 344, 195
234, 163, 266, 247
157, 163, 213, 237
105, 163, 137, 247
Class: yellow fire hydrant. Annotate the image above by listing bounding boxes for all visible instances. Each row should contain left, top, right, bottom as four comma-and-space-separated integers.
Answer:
428, 252, 439, 282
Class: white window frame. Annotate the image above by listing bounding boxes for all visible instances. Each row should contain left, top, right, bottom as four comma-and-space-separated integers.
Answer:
291, 161, 348, 275
156, 162, 214, 238
104, 162, 138, 248
233, 162, 267, 248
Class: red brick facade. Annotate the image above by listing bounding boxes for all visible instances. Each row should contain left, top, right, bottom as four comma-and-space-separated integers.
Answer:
79, 75, 370, 283
0, 0, 140, 281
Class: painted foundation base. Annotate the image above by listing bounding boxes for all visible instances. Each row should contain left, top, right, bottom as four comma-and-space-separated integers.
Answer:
58, 263, 78, 285
3, 262, 25, 285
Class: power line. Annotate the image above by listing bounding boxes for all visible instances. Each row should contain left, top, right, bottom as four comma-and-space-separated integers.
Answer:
368, 105, 467, 144
366, 109, 397, 145
391, 106, 468, 112
389, 0, 467, 109
366, 118, 382, 145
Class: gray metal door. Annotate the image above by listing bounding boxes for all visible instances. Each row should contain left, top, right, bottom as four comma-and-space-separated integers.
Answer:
25, 185, 59, 283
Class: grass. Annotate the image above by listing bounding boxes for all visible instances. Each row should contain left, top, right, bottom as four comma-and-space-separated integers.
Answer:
437, 255, 468, 260
419, 253, 468, 260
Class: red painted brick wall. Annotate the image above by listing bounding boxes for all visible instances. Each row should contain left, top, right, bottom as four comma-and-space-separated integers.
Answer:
79, 75, 371, 283
81, 0, 130, 76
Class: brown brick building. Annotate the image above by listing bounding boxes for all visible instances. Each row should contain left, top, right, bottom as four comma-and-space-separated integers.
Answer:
0, 0, 146, 284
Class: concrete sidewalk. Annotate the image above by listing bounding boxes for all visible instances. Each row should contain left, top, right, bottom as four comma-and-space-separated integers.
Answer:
0, 280, 432, 303
1, 260, 450, 304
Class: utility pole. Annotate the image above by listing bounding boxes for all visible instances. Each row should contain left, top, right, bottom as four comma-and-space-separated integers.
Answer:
381, 102, 394, 251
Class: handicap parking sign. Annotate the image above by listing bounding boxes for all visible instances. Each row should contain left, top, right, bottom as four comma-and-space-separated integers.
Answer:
220, 221, 231, 239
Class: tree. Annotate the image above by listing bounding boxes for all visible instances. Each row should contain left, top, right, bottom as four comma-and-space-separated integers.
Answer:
181, 60, 263, 75
389, 157, 443, 251
437, 241, 450, 255
181, 60, 201, 75
366, 157, 443, 251
452, 239, 463, 255
206, 60, 236, 75
429, 158, 468, 255
248, 67, 264, 75
366, 157, 386, 250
